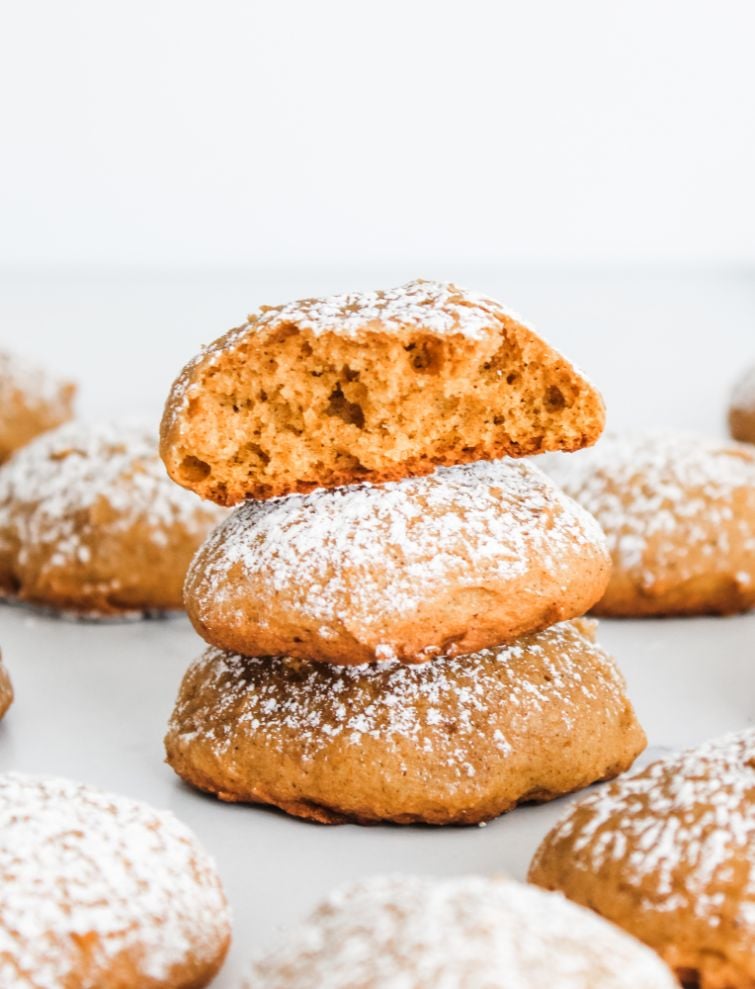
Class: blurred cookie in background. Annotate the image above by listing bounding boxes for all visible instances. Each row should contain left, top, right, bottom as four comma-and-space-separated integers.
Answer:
244, 874, 678, 988
544, 432, 755, 616
0, 652, 12, 719
530, 729, 755, 989
0, 772, 231, 988
0, 420, 224, 618
0, 349, 76, 462
730, 363, 755, 444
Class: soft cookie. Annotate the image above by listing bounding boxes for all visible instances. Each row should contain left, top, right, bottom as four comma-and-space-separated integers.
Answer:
165, 619, 646, 825
730, 363, 755, 444
185, 459, 611, 665
160, 279, 605, 504
545, 432, 755, 616
0, 420, 224, 617
0, 350, 75, 462
0, 772, 230, 988
0, 653, 12, 720
530, 729, 755, 989
244, 875, 677, 988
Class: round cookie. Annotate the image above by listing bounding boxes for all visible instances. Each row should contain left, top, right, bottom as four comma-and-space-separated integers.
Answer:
0, 350, 76, 463
0, 653, 12, 720
730, 364, 755, 444
529, 729, 755, 989
0, 420, 225, 617
160, 279, 605, 504
185, 459, 611, 665
545, 432, 755, 616
165, 619, 646, 825
0, 772, 230, 988
244, 874, 678, 988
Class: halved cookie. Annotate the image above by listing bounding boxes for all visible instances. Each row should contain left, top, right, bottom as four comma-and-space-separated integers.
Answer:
160, 279, 605, 504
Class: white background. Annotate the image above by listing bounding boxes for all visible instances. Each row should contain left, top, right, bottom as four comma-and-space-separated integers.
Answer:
2, 0, 755, 268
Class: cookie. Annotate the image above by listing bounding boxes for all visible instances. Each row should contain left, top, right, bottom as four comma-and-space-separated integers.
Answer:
0, 420, 224, 617
0, 653, 12, 720
0, 772, 230, 988
730, 364, 755, 444
244, 874, 677, 988
529, 730, 755, 989
185, 459, 611, 665
545, 432, 755, 616
165, 619, 646, 825
0, 350, 76, 463
160, 279, 605, 504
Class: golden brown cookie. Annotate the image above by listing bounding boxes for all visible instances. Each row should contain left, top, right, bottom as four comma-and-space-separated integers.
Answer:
0, 350, 76, 462
186, 459, 611, 665
165, 619, 646, 825
160, 279, 605, 504
730, 364, 755, 444
0, 653, 12, 720
244, 875, 678, 989
0, 772, 230, 988
545, 432, 755, 616
0, 420, 225, 617
529, 730, 755, 989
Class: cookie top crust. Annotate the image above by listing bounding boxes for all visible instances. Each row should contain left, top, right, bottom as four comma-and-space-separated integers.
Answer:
0, 350, 73, 408
245, 874, 677, 988
0, 419, 222, 571
249, 278, 521, 341
172, 619, 627, 776
544, 431, 755, 581
189, 459, 607, 642
532, 729, 755, 926
0, 772, 229, 985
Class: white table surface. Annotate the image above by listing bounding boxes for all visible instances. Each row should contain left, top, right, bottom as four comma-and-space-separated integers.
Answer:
0, 266, 754, 984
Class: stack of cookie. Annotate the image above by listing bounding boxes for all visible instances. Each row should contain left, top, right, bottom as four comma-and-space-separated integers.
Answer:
160, 279, 647, 825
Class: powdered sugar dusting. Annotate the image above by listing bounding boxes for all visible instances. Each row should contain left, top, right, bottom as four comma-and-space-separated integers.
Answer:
0, 773, 229, 987
245, 875, 677, 988
189, 459, 608, 639
732, 363, 755, 412
0, 420, 224, 577
0, 349, 73, 409
170, 621, 629, 782
543, 432, 755, 583
532, 730, 755, 929
250, 278, 519, 341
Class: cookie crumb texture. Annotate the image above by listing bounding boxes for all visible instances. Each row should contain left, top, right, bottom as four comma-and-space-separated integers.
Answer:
530, 729, 755, 989
186, 459, 611, 664
0, 350, 76, 463
0, 773, 230, 989
160, 280, 605, 504
165, 620, 646, 825
244, 875, 678, 989
545, 432, 755, 616
730, 364, 755, 445
0, 421, 225, 616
